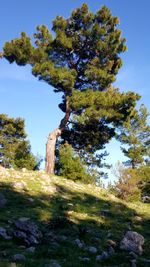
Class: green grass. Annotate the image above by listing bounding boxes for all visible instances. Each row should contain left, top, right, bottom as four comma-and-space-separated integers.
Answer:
0, 168, 150, 266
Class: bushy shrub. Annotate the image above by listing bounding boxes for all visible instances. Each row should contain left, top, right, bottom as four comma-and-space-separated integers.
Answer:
57, 142, 96, 183
138, 165, 150, 202
113, 162, 140, 201
14, 140, 40, 170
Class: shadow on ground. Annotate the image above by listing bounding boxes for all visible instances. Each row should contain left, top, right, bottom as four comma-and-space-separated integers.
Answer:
0, 180, 149, 267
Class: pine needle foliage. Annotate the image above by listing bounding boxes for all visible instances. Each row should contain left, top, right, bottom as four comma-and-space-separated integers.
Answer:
2, 4, 140, 167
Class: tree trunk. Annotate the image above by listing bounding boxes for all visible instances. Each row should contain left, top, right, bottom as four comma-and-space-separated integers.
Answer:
45, 99, 70, 174
45, 128, 61, 174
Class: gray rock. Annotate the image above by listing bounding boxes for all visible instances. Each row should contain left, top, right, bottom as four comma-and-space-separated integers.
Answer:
88, 246, 97, 253
26, 246, 35, 253
107, 231, 113, 238
141, 195, 150, 203
27, 197, 34, 202
120, 231, 144, 255
44, 260, 61, 267
96, 251, 109, 261
12, 254, 26, 262
74, 238, 84, 248
0, 193, 7, 208
108, 246, 115, 255
13, 217, 42, 246
0, 227, 11, 240
100, 209, 112, 217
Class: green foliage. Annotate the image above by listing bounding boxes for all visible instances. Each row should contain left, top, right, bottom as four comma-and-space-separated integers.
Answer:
2, 4, 140, 159
0, 114, 26, 167
57, 142, 95, 183
118, 104, 150, 168
138, 165, 150, 200
14, 140, 39, 170
0, 114, 39, 170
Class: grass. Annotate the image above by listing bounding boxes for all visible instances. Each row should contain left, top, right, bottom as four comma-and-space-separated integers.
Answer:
0, 168, 150, 266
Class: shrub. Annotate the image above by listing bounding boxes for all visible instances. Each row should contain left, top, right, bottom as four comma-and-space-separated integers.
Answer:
57, 142, 95, 183
138, 165, 150, 201
113, 162, 140, 201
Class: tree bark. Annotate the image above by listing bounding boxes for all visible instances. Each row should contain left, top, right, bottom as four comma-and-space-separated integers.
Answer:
45, 99, 70, 174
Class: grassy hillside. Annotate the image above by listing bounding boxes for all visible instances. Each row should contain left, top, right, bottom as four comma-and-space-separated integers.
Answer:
0, 167, 150, 267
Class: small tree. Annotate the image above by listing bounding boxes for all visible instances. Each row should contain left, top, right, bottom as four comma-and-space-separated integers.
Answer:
14, 140, 39, 170
118, 104, 150, 168
0, 114, 38, 170
2, 4, 140, 174
57, 142, 95, 183
138, 165, 150, 201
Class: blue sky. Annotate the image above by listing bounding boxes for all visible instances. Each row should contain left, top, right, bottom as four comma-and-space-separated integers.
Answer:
0, 0, 150, 181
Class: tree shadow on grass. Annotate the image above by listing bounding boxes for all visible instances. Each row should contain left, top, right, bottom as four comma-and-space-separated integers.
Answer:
0, 181, 149, 267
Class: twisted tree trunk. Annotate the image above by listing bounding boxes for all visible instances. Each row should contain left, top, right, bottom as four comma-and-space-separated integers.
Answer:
45, 99, 70, 174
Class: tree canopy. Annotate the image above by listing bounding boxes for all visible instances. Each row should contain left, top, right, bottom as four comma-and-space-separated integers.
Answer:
118, 104, 150, 168
0, 114, 38, 169
2, 4, 140, 174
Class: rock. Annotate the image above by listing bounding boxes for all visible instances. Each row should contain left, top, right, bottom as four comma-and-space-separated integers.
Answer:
0, 166, 6, 173
107, 231, 113, 238
0, 227, 12, 240
134, 216, 142, 222
13, 217, 42, 246
96, 251, 109, 261
26, 246, 35, 253
19, 245, 26, 249
108, 246, 115, 255
120, 231, 144, 255
21, 168, 27, 172
12, 254, 26, 262
100, 209, 112, 217
44, 260, 61, 267
74, 238, 84, 248
0, 193, 7, 208
27, 198, 34, 202
141, 195, 150, 203
88, 246, 97, 253
12, 181, 27, 190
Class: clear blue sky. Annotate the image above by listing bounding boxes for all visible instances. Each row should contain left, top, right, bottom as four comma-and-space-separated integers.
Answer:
0, 0, 150, 181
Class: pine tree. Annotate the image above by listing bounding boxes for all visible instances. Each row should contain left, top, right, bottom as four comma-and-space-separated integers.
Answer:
118, 104, 150, 168
57, 142, 91, 182
1, 4, 140, 174
0, 114, 38, 169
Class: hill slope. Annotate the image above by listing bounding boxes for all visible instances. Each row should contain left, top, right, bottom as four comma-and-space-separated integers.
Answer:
0, 167, 150, 267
